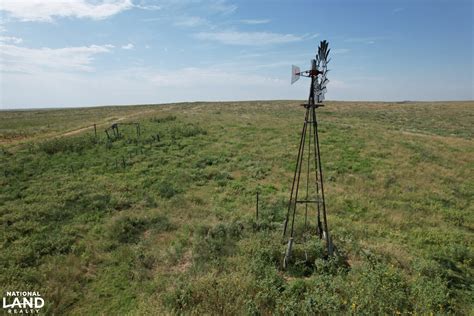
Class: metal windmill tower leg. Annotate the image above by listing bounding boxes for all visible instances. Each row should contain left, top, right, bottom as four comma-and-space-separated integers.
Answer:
283, 105, 309, 268
312, 105, 332, 255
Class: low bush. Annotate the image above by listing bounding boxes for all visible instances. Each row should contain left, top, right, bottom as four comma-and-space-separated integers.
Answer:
150, 115, 176, 123
193, 221, 244, 267
108, 214, 172, 244
170, 124, 207, 139
194, 155, 228, 168
348, 261, 409, 314
156, 180, 180, 199
164, 272, 250, 315
37, 136, 97, 155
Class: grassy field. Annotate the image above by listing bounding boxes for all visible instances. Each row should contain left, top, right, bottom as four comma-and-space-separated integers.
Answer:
0, 100, 473, 314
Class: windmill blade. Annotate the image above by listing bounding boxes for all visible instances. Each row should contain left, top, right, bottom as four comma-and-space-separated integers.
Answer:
290, 40, 330, 103
317, 40, 329, 63
320, 69, 330, 80
321, 78, 330, 88
291, 65, 300, 84
315, 87, 327, 96
325, 48, 330, 60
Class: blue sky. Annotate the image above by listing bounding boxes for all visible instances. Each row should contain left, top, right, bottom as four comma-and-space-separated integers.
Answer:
0, 0, 472, 109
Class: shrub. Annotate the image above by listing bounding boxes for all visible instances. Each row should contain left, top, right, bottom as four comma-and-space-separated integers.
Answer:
348, 261, 409, 314
150, 115, 176, 123
302, 274, 348, 313
156, 181, 179, 199
108, 215, 172, 244
261, 197, 286, 223
37, 136, 97, 155
164, 273, 250, 315
409, 259, 451, 313
194, 155, 228, 168
410, 275, 450, 313
170, 124, 207, 139
64, 192, 112, 214
193, 221, 244, 266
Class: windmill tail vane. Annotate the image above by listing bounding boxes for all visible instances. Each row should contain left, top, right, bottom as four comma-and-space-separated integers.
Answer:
283, 40, 333, 269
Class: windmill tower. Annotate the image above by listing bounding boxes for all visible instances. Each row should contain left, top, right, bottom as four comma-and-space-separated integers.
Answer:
283, 40, 333, 268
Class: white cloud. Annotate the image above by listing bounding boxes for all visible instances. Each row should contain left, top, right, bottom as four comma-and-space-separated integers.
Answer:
0, 43, 113, 73
0, 0, 133, 22
194, 31, 303, 46
148, 0, 236, 16
134, 3, 161, 11
121, 43, 135, 50
240, 19, 270, 25
0, 36, 23, 44
173, 16, 209, 27
208, 0, 237, 15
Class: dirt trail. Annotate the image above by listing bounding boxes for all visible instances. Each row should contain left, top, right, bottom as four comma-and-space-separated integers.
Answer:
61, 125, 98, 137
3, 108, 159, 151
57, 109, 157, 138
60, 115, 129, 137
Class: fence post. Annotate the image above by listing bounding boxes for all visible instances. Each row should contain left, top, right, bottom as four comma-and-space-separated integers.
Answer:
256, 191, 259, 220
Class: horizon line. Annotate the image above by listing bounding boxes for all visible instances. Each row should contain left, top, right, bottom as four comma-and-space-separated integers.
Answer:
1, 99, 473, 111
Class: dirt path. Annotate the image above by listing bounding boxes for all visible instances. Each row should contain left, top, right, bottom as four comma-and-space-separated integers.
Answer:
61, 125, 97, 137
59, 115, 131, 137
53, 109, 158, 138
3, 108, 160, 151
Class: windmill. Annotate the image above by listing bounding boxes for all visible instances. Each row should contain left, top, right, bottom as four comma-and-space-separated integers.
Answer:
283, 40, 333, 268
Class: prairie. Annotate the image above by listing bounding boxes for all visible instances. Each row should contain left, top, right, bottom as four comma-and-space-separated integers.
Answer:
0, 100, 473, 314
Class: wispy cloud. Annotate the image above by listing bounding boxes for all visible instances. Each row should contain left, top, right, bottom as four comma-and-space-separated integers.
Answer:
0, 36, 23, 44
173, 16, 210, 27
194, 31, 303, 46
0, 0, 133, 22
121, 43, 135, 50
393, 7, 404, 13
208, 0, 237, 15
155, 0, 237, 15
134, 2, 161, 11
0, 43, 113, 73
240, 19, 270, 25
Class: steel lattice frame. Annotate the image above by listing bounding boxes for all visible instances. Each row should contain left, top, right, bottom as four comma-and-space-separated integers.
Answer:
283, 40, 333, 268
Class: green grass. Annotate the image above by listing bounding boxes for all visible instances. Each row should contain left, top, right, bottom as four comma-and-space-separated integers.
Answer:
0, 101, 473, 314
